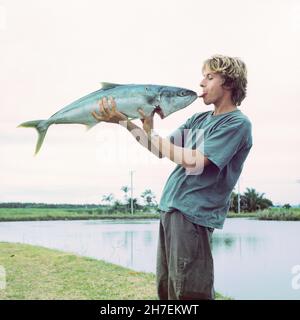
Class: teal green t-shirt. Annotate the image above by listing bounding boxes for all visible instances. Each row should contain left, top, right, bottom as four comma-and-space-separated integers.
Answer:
158, 109, 253, 229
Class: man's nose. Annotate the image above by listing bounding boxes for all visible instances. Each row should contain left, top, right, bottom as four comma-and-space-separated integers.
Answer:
200, 78, 206, 87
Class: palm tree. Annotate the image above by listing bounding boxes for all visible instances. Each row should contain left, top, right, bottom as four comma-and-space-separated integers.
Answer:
230, 191, 238, 212
141, 189, 157, 207
242, 188, 273, 212
127, 197, 140, 210
121, 185, 130, 205
112, 199, 125, 213
101, 193, 114, 206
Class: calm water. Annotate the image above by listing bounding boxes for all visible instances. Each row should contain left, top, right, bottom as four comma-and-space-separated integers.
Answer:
0, 218, 299, 300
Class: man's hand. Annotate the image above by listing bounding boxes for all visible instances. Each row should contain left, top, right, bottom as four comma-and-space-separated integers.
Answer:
91, 97, 128, 124
137, 108, 155, 135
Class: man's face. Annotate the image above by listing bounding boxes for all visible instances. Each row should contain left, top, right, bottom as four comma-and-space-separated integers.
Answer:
200, 66, 226, 105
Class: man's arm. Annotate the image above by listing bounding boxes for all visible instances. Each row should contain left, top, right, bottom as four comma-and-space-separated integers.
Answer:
91, 96, 164, 159
91, 97, 211, 170
122, 118, 212, 172
120, 119, 164, 159
137, 108, 211, 171
150, 134, 211, 169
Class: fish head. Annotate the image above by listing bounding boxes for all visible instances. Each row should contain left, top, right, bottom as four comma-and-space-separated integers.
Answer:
154, 86, 198, 118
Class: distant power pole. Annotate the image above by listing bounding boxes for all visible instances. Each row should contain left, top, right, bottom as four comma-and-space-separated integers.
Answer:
130, 170, 134, 215
237, 178, 241, 214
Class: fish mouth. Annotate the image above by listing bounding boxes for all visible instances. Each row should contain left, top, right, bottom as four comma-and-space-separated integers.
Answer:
154, 105, 165, 119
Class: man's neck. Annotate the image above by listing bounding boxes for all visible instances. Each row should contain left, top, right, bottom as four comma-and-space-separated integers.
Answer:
212, 99, 237, 116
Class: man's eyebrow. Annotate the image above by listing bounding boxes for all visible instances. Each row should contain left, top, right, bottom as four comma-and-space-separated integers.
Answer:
203, 73, 213, 77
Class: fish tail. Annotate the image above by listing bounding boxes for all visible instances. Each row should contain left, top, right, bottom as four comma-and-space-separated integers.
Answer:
17, 120, 50, 155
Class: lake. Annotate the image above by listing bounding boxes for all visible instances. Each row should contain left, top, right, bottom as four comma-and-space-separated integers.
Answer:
0, 217, 299, 300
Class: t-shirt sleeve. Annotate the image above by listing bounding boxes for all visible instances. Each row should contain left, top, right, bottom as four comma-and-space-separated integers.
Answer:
204, 120, 251, 171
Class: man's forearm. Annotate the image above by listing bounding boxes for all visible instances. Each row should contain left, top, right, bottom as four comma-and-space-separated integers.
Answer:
120, 120, 163, 158
120, 120, 206, 170
150, 135, 206, 170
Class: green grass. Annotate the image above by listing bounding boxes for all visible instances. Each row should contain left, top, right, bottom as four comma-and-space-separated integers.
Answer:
0, 242, 157, 300
227, 211, 257, 218
0, 242, 227, 300
256, 208, 300, 221
0, 208, 159, 222
2, 207, 300, 222
228, 209, 300, 220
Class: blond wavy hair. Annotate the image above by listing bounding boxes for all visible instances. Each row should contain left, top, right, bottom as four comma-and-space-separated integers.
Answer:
203, 55, 247, 106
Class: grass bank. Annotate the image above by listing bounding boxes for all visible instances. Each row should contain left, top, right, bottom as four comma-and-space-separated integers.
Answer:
227, 212, 257, 218
256, 208, 300, 221
0, 242, 157, 299
2, 207, 300, 222
0, 208, 260, 222
0, 208, 159, 222
0, 242, 226, 300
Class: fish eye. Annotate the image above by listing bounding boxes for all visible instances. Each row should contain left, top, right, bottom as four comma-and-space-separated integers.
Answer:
178, 90, 186, 97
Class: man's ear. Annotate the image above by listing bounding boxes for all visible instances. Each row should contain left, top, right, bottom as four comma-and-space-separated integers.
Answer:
221, 77, 234, 90
223, 84, 233, 91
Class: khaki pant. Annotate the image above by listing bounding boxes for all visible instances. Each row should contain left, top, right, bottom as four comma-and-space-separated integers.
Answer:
156, 210, 215, 300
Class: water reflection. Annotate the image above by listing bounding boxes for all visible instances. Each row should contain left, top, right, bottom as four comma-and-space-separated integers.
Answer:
212, 234, 260, 255
0, 218, 299, 299
213, 234, 236, 251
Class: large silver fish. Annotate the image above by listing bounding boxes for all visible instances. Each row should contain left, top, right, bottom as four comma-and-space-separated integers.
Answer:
18, 82, 198, 154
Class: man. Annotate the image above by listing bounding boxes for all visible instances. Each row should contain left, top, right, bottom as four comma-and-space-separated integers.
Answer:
92, 55, 253, 300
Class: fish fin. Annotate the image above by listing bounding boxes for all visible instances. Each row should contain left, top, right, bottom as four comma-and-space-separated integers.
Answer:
100, 82, 123, 90
18, 120, 49, 155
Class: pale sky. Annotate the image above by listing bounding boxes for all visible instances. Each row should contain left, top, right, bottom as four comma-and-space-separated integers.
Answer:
1, 0, 300, 205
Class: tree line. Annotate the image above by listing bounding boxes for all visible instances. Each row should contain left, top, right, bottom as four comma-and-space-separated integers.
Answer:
100, 186, 157, 213
230, 187, 274, 212
1, 187, 293, 212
